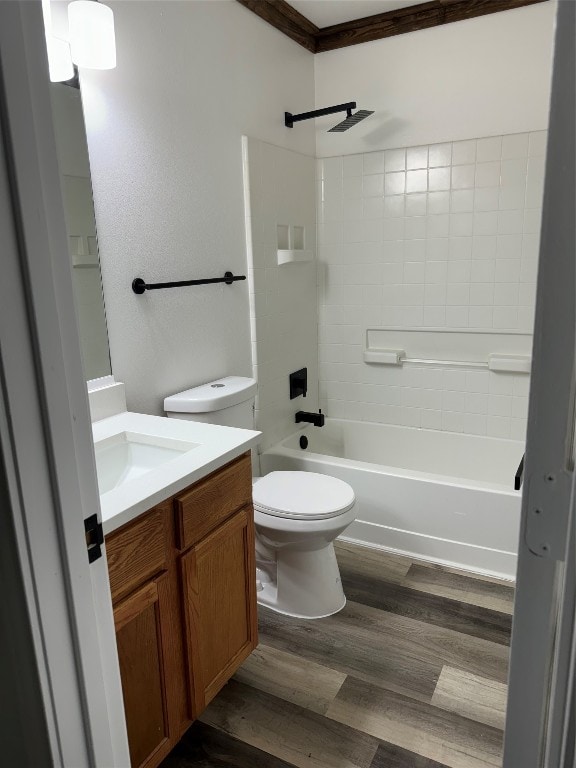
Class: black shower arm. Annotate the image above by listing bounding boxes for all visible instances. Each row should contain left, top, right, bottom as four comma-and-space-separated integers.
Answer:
285, 102, 356, 128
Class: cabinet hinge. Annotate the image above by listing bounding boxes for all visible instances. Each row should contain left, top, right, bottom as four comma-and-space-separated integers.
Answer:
84, 514, 104, 563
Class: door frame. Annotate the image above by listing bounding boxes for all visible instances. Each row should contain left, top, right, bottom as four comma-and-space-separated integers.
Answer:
503, 1, 575, 766
0, 2, 129, 765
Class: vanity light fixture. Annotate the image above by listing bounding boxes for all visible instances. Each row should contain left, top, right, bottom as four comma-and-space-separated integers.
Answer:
68, 0, 117, 70
41, 0, 74, 82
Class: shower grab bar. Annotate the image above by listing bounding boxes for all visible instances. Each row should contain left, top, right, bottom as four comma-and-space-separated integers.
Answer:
132, 272, 246, 294
515, 453, 525, 491
363, 348, 531, 373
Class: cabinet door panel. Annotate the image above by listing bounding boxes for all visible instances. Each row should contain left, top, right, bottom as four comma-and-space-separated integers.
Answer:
115, 578, 169, 768
175, 453, 252, 550
107, 504, 170, 603
181, 506, 258, 715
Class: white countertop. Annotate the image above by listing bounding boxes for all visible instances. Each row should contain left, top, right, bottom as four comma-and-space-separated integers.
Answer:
93, 411, 261, 534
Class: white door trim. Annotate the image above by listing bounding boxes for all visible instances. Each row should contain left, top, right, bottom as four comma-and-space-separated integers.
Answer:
0, 2, 128, 765
503, 2, 575, 765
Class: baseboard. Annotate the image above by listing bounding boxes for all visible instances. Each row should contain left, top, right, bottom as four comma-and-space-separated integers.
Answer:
340, 519, 517, 582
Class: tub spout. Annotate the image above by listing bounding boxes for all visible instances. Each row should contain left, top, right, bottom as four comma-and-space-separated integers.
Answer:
295, 409, 325, 427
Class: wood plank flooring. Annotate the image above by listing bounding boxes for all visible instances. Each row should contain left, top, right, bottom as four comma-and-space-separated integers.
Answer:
160, 542, 514, 768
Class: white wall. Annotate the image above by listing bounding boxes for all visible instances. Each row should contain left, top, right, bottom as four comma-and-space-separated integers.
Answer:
314, 3, 556, 157
243, 138, 318, 451
78, 0, 314, 415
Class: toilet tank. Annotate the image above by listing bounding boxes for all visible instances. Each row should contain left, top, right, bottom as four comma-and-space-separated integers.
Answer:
164, 376, 257, 429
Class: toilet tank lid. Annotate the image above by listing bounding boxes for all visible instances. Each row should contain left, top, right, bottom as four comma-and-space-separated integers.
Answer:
164, 376, 257, 413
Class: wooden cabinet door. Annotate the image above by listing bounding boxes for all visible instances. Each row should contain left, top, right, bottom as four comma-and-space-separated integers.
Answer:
180, 506, 258, 715
114, 575, 172, 768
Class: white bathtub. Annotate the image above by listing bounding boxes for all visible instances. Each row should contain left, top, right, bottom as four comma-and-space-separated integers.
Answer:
260, 418, 523, 580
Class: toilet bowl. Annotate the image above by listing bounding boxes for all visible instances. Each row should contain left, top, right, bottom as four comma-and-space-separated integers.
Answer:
164, 377, 357, 619
252, 471, 356, 619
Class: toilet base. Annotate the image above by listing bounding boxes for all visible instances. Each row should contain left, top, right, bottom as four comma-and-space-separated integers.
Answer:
255, 542, 347, 620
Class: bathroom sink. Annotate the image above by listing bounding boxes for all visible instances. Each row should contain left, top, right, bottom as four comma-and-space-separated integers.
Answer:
95, 431, 200, 494
92, 411, 260, 533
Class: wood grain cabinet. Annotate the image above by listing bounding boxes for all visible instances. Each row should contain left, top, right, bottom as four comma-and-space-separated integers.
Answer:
105, 453, 257, 768
180, 506, 258, 714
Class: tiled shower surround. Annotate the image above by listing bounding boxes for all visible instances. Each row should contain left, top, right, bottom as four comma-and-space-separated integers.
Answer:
317, 132, 546, 439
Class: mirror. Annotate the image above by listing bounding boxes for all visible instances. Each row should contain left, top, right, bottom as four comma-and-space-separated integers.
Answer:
50, 83, 111, 381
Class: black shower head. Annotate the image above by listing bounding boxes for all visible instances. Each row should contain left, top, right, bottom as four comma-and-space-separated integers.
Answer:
285, 102, 374, 132
328, 109, 375, 132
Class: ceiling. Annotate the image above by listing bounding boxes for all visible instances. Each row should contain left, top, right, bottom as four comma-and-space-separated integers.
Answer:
287, 0, 430, 28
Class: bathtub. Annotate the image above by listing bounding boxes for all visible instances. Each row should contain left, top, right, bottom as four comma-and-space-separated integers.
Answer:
260, 418, 523, 580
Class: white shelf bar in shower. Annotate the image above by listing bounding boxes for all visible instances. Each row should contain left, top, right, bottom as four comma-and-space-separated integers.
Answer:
363, 328, 533, 374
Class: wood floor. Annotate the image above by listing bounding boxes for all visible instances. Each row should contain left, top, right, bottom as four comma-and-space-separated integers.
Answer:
160, 541, 515, 768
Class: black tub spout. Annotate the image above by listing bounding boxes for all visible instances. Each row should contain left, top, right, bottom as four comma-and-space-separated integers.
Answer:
295, 410, 325, 427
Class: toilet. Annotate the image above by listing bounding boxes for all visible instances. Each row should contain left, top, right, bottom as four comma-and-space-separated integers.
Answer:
164, 376, 357, 619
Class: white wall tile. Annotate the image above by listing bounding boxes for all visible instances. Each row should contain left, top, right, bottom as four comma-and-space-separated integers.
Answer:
450, 213, 474, 237
472, 235, 497, 259
499, 185, 526, 210
363, 151, 384, 175
407, 146, 428, 170
475, 161, 501, 188
469, 306, 493, 327
406, 169, 428, 193
385, 172, 406, 195
405, 216, 427, 239
343, 175, 362, 199
405, 193, 427, 217
528, 131, 547, 157
501, 158, 528, 186
470, 283, 494, 304
385, 148, 406, 172
426, 238, 449, 260
364, 197, 384, 220
428, 190, 450, 214
471, 260, 495, 283
473, 211, 498, 236
451, 164, 475, 189
474, 187, 500, 212
497, 233, 522, 259
502, 133, 529, 159
476, 136, 502, 163
452, 140, 477, 165
383, 218, 405, 241
343, 154, 363, 177
429, 167, 451, 192
451, 189, 474, 213
316, 132, 543, 438
363, 174, 385, 197
497, 210, 524, 234
427, 214, 450, 238
384, 195, 405, 218
429, 143, 452, 167
448, 237, 472, 260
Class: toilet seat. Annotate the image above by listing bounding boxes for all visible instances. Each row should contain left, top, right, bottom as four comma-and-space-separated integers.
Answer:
253, 471, 355, 521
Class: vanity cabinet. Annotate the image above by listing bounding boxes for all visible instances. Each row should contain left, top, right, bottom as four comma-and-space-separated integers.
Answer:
180, 506, 257, 713
105, 453, 257, 768
113, 575, 172, 768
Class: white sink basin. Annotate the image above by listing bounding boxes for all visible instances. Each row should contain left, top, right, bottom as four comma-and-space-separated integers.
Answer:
95, 431, 200, 494
92, 411, 260, 534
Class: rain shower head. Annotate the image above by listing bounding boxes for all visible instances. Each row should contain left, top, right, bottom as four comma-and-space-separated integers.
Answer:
285, 101, 374, 132
328, 109, 374, 132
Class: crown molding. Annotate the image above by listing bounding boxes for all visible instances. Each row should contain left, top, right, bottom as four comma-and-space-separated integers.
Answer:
237, 0, 549, 54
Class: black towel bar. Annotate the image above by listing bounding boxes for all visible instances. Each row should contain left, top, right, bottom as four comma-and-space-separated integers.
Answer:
132, 271, 246, 294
